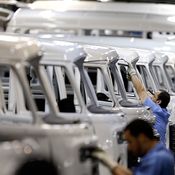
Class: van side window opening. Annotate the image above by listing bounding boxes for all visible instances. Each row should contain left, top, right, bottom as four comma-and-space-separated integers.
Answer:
152, 66, 166, 90
0, 66, 10, 108
165, 65, 175, 92
30, 66, 50, 112
30, 65, 80, 113
52, 66, 81, 113
120, 66, 129, 92
86, 67, 112, 102
109, 68, 120, 95
0, 66, 10, 111
86, 67, 97, 91
118, 65, 135, 97
136, 65, 154, 92
2, 66, 33, 113
0, 66, 47, 113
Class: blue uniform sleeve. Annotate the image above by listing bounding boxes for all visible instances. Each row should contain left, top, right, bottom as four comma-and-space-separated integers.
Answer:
143, 97, 161, 113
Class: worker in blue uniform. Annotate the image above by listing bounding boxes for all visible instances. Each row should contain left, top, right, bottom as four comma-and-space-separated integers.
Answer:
89, 119, 174, 175
127, 62, 170, 144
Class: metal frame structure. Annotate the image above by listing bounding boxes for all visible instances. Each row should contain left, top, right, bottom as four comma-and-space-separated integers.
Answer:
0, 33, 99, 175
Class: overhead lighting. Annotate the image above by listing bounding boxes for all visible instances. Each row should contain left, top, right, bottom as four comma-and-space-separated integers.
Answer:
167, 16, 175, 23
39, 10, 55, 19
130, 38, 135, 43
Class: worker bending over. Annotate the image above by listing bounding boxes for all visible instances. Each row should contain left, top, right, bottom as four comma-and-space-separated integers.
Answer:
90, 119, 174, 175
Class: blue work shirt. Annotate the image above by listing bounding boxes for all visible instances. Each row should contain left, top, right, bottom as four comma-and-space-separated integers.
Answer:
133, 143, 174, 175
144, 97, 170, 144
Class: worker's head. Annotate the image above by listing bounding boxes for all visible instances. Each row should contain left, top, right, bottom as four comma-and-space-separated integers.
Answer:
124, 119, 155, 157
148, 90, 170, 108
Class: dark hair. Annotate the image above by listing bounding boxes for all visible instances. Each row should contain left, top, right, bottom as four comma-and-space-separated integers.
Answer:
124, 119, 154, 139
157, 90, 170, 108
15, 158, 58, 175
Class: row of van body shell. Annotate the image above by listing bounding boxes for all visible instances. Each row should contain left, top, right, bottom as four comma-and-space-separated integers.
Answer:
37, 39, 154, 123
33, 34, 154, 122
31, 34, 169, 91
5, 8, 147, 116
15, 4, 175, 101
7, 9, 130, 170
6, 4, 175, 148
81, 45, 153, 122
0, 34, 100, 175
6, 9, 157, 163
52, 35, 175, 93
6, 7, 175, 103
36, 39, 128, 171
53, 35, 175, 113
4, 3, 175, 172
6, 5, 175, 168
35, 34, 154, 121
2, 34, 128, 175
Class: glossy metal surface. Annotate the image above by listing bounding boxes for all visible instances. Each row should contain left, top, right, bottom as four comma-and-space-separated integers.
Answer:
0, 34, 98, 175
29, 1, 175, 32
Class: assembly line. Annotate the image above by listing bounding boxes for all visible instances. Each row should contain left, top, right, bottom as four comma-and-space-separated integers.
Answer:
0, 0, 173, 175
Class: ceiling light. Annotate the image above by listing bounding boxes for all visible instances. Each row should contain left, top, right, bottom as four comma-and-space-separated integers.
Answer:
167, 16, 175, 23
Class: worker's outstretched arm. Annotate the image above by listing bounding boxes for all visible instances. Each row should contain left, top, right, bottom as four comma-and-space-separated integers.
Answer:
128, 64, 148, 103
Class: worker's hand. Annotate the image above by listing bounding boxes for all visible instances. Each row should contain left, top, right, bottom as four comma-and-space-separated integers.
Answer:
112, 165, 133, 175
126, 72, 132, 81
86, 146, 133, 175
127, 62, 136, 77
120, 59, 136, 78
90, 148, 117, 170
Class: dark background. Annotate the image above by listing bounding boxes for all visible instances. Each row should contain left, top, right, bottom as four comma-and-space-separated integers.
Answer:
109, 0, 175, 3
71, 0, 175, 4
17, 0, 175, 4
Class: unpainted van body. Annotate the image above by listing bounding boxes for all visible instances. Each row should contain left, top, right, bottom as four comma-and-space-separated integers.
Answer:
0, 34, 98, 175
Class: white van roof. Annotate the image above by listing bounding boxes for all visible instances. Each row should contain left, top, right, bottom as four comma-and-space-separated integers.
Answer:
0, 32, 86, 65
0, 34, 41, 64
83, 45, 118, 63
153, 53, 169, 65
39, 39, 86, 65
8, 9, 68, 30
40, 35, 175, 53
114, 48, 139, 65
164, 52, 175, 65
30, 1, 175, 32
133, 49, 156, 64
0, 0, 27, 7
7, 3, 175, 32
31, 1, 175, 16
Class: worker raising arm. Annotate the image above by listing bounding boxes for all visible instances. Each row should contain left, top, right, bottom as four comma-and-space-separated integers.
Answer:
127, 62, 170, 145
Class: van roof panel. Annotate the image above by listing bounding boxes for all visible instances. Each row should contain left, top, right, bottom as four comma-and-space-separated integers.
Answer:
7, 6, 175, 32
133, 49, 156, 64
83, 45, 118, 63
153, 53, 169, 64
115, 48, 139, 64
39, 39, 86, 64
0, 34, 41, 64
164, 52, 175, 64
